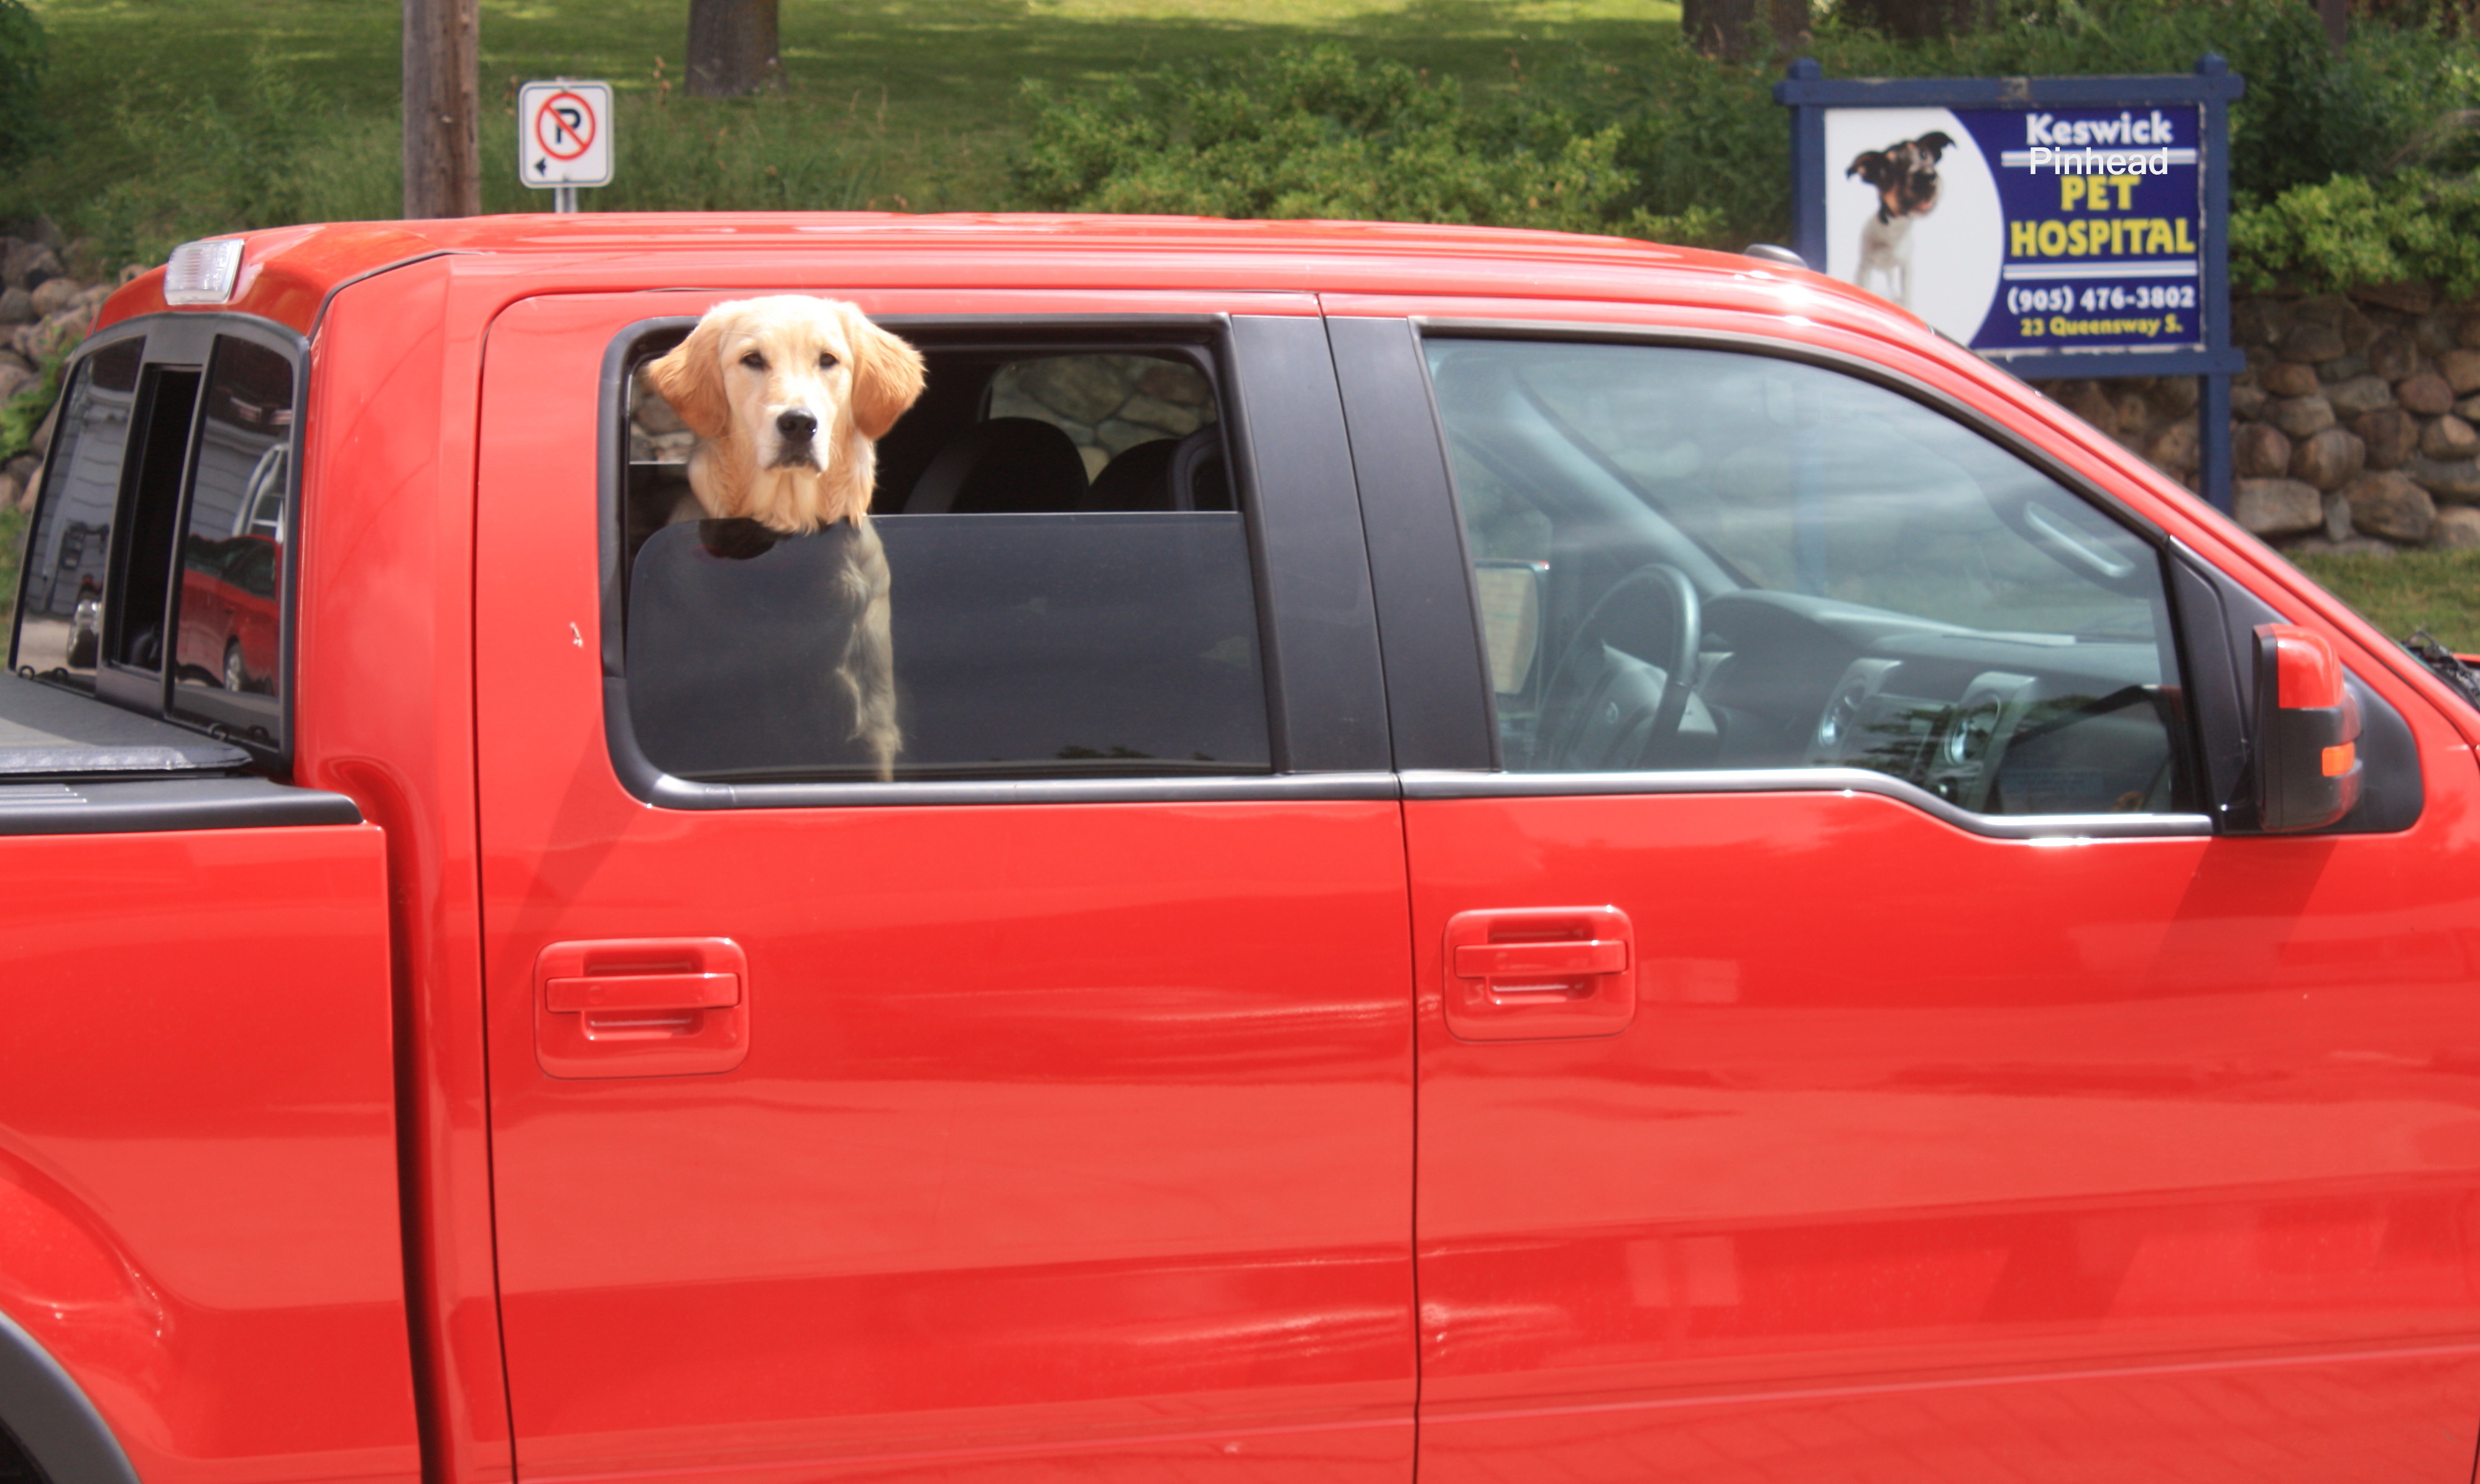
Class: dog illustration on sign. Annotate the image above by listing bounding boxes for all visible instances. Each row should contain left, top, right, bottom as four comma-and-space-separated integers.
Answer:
1846, 131, 1954, 308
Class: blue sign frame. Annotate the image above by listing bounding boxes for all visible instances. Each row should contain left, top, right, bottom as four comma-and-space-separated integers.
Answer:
1776, 55, 2247, 512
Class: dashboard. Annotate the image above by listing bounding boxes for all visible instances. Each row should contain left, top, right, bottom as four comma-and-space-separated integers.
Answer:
1698, 591, 2183, 816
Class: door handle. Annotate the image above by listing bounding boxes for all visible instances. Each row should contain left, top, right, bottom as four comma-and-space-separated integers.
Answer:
534, 938, 750, 1078
1452, 938, 1629, 985
1443, 907, 1636, 1041
545, 972, 740, 1013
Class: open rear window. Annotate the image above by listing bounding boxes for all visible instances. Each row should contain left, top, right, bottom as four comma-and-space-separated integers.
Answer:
613, 321, 1272, 790
9, 321, 300, 767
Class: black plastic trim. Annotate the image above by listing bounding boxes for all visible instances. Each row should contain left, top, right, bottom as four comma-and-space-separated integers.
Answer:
2168, 542, 2257, 829
0, 1304, 142, 1484
0, 776, 362, 836
1325, 316, 1497, 771
1401, 768, 2213, 839
1225, 315, 1391, 772
2170, 542, 2423, 835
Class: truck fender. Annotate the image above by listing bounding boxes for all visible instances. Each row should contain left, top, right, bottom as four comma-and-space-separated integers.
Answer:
0, 1303, 142, 1484
0, 1161, 155, 1484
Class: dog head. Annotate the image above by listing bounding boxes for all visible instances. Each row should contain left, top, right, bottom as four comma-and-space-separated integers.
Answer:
643, 296, 928, 532
1846, 131, 1954, 222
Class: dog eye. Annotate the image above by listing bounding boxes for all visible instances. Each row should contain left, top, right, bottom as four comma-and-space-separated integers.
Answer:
740, 352, 768, 371
818, 353, 840, 371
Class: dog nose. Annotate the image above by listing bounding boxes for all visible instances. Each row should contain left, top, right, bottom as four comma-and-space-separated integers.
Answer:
777, 408, 818, 440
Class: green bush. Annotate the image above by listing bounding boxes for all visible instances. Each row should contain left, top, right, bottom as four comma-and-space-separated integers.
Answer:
2231, 169, 2480, 296
1010, 0, 2480, 271
0, 0, 45, 174
0, 339, 63, 463
1013, 45, 1697, 239
1601, 0, 2480, 251
76, 53, 389, 266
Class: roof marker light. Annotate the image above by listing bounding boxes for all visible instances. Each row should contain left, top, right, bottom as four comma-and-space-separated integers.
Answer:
164, 239, 245, 305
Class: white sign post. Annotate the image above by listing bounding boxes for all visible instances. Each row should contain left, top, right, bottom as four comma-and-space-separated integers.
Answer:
518, 80, 614, 213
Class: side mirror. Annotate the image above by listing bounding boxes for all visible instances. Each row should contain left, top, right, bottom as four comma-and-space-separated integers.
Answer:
2255, 624, 2362, 832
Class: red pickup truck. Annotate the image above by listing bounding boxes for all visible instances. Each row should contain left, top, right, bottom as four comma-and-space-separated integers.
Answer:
6, 215, 2480, 1484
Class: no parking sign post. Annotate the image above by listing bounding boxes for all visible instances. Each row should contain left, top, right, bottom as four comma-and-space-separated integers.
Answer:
1776, 56, 2246, 513
519, 80, 614, 213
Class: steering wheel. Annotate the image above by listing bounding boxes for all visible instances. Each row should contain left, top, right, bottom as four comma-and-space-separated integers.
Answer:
1536, 563, 1703, 771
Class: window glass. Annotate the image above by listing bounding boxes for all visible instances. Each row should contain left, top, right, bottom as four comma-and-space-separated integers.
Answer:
107, 364, 201, 675
987, 353, 1222, 494
11, 339, 141, 684
620, 334, 1268, 785
170, 337, 293, 740
1427, 338, 2185, 816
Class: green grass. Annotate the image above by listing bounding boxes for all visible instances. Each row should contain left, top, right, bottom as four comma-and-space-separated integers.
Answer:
7, 0, 1679, 264
2291, 548, 2480, 655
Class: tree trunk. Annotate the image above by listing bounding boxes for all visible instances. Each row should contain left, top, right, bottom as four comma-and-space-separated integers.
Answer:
1771, 0, 1812, 54
1683, 0, 1756, 59
1842, 0, 1986, 39
686, 0, 781, 99
402, 0, 479, 217
2316, 0, 2347, 53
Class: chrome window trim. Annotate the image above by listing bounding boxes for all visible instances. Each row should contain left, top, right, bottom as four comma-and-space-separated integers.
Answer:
1400, 767, 2213, 839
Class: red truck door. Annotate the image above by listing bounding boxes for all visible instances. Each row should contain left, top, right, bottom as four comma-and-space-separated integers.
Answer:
472, 291, 1415, 1483
1329, 314, 2480, 1482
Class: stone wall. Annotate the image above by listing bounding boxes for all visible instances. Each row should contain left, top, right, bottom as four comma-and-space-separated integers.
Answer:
1, 220, 143, 514
2047, 287, 2480, 555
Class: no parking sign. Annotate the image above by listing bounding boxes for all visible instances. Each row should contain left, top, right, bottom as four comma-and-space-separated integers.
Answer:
519, 80, 614, 191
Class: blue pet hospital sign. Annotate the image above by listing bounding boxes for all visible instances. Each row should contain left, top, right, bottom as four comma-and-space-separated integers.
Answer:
1978, 105, 2203, 353
1777, 58, 2247, 507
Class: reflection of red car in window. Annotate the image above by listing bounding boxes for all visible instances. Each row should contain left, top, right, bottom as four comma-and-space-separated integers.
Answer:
176, 533, 280, 691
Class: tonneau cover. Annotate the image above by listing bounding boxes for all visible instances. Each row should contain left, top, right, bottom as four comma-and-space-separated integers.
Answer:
0, 673, 251, 777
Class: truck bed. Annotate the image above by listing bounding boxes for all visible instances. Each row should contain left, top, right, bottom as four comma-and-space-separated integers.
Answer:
0, 673, 359, 833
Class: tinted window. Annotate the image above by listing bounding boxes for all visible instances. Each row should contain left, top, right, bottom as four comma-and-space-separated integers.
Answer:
621, 333, 1269, 785
170, 337, 293, 740
11, 339, 141, 684
1427, 338, 2185, 816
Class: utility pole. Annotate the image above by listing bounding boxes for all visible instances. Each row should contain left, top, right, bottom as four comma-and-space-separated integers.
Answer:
404, 0, 480, 218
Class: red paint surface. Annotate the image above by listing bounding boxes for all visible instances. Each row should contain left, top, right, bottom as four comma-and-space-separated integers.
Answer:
295, 256, 514, 1484
0, 826, 417, 1484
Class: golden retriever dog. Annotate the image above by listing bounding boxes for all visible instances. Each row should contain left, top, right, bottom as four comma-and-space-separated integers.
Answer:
643, 297, 927, 780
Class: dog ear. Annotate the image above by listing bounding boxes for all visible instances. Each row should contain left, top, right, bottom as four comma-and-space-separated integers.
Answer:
843, 308, 927, 441
1846, 150, 1889, 186
1914, 131, 1954, 160
643, 313, 734, 441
